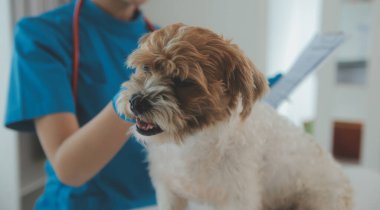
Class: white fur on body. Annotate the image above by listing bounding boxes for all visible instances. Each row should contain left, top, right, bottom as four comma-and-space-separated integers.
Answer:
133, 102, 352, 210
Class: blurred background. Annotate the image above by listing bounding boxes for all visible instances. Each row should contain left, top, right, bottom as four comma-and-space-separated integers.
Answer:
1, 0, 379, 209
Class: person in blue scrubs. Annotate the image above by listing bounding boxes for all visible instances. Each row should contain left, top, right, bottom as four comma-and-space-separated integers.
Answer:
4, 0, 156, 209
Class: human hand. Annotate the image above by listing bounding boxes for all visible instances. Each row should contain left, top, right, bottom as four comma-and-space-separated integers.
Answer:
112, 87, 136, 123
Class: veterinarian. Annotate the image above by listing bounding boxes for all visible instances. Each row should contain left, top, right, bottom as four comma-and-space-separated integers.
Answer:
4, 0, 157, 209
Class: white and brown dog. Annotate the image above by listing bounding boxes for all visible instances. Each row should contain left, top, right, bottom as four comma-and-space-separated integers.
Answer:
116, 23, 352, 210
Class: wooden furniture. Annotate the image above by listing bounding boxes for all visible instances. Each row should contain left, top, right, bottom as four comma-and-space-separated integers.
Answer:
333, 121, 362, 162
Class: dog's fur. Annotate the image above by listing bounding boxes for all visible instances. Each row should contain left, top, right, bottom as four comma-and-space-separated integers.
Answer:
116, 23, 352, 210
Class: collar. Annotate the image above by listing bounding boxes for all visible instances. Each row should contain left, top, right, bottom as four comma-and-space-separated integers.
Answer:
80, 0, 148, 36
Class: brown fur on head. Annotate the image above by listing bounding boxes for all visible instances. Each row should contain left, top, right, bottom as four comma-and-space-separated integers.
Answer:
117, 23, 268, 141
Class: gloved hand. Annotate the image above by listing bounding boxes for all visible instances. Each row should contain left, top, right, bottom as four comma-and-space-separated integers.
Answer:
268, 73, 283, 87
112, 87, 136, 123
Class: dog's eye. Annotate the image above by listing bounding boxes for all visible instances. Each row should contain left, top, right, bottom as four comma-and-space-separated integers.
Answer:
142, 65, 150, 72
173, 77, 194, 88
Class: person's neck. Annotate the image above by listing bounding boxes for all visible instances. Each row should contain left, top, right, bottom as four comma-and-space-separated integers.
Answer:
92, 0, 137, 21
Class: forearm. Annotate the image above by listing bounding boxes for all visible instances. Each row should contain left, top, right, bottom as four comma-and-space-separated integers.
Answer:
36, 103, 132, 186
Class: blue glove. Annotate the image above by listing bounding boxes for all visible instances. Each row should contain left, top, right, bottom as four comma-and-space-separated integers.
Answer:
268, 73, 283, 87
112, 87, 136, 123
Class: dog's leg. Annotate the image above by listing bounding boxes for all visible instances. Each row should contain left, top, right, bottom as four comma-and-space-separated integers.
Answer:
295, 190, 353, 210
216, 192, 263, 210
217, 201, 262, 210
155, 184, 188, 210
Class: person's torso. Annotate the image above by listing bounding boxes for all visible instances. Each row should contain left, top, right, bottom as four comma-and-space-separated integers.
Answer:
32, 1, 156, 209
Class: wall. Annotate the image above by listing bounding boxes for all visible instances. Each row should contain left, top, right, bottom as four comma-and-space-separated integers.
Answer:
332, 1, 372, 123
362, 0, 380, 171
11, 0, 70, 24
266, 0, 321, 125
0, 0, 20, 209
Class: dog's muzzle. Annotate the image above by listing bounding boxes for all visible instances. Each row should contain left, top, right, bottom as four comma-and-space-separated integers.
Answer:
129, 93, 163, 136
129, 93, 151, 115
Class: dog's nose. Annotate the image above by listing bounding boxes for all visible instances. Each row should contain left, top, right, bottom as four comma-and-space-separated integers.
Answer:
129, 93, 152, 115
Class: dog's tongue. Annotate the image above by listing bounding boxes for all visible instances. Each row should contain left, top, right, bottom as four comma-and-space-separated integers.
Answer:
136, 118, 155, 131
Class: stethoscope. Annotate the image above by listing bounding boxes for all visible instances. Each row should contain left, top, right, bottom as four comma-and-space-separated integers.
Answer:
71, 0, 155, 102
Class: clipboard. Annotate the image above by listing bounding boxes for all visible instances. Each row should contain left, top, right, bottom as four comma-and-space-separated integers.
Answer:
264, 33, 345, 108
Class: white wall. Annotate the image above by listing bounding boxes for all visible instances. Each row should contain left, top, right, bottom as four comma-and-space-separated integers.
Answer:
0, 0, 20, 209
338, 2, 372, 62
266, 0, 321, 125
142, 0, 268, 72
331, 1, 372, 123
362, 0, 380, 171
267, 0, 321, 74
315, 0, 378, 160
11, 0, 70, 24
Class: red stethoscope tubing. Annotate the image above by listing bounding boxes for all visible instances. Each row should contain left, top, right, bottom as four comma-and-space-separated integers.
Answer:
72, 0, 83, 102
71, 0, 155, 102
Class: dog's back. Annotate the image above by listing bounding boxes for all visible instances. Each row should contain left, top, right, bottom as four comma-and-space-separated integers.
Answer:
147, 102, 352, 210
247, 103, 352, 209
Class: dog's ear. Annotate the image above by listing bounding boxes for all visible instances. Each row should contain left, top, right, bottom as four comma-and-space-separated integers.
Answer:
138, 33, 151, 46
224, 43, 268, 119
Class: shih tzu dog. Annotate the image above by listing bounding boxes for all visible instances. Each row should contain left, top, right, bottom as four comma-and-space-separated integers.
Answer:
116, 23, 352, 210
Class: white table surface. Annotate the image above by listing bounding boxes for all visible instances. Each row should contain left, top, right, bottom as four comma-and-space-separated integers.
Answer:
135, 166, 380, 210
343, 165, 380, 210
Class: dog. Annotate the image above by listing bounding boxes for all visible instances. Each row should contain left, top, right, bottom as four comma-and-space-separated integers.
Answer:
116, 23, 352, 210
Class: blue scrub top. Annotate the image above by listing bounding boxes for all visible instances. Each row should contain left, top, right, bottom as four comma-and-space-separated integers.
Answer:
4, 0, 156, 209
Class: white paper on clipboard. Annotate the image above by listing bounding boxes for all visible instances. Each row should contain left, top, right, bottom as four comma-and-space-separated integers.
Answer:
264, 33, 345, 108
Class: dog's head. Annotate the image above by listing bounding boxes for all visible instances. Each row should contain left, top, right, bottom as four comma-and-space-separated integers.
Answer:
116, 23, 268, 142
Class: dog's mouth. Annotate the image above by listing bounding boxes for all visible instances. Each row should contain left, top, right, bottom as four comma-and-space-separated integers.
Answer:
135, 116, 163, 136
